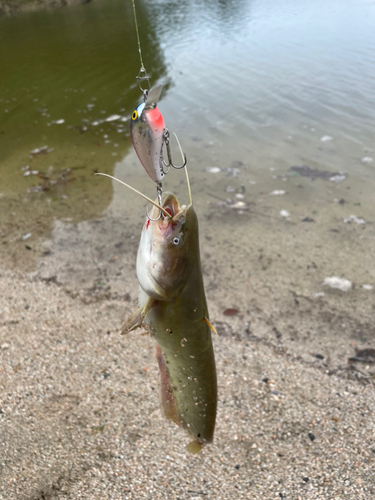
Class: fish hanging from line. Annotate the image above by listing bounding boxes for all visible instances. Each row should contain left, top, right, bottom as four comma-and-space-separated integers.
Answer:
96, 172, 217, 453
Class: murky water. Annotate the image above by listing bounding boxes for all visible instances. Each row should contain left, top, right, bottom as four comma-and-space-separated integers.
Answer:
1, 0, 375, 282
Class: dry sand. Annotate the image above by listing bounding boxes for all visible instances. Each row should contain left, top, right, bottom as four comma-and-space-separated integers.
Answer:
1, 229, 375, 498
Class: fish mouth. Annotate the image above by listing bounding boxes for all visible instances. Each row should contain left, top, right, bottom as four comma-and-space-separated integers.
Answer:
147, 191, 189, 222
161, 193, 189, 221
156, 194, 189, 240
162, 194, 180, 218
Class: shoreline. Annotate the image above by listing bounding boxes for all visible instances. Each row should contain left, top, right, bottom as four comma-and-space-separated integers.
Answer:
0, 0, 91, 17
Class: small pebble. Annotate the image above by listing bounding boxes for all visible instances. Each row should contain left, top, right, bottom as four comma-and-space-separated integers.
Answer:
269, 190, 286, 196
329, 174, 346, 183
362, 284, 373, 290
343, 215, 365, 224
223, 308, 239, 316
30, 146, 49, 155
105, 114, 121, 122
232, 201, 247, 210
308, 432, 315, 441
323, 277, 352, 292
280, 210, 290, 218
320, 135, 333, 142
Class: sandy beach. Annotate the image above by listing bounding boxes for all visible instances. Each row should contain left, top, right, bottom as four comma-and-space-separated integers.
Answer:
1, 184, 375, 499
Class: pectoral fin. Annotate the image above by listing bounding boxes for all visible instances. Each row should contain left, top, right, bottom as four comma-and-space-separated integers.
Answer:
203, 316, 218, 335
121, 297, 156, 335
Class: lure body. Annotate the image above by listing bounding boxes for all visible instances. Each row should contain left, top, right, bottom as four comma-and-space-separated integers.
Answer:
123, 193, 217, 452
130, 85, 165, 183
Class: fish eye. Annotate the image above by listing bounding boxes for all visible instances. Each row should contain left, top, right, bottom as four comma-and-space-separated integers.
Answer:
172, 237, 181, 246
132, 110, 138, 120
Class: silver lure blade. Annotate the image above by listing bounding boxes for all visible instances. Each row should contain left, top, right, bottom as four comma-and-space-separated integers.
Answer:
145, 84, 163, 110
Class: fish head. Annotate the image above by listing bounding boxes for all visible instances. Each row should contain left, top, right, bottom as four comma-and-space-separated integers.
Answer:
130, 85, 165, 183
137, 192, 199, 300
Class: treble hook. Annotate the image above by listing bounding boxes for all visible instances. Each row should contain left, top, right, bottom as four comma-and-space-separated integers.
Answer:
146, 182, 164, 221
161, 129, 187, 175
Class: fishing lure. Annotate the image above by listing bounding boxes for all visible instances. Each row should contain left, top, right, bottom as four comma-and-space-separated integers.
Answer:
130, 84, 187, 186
130, 84, 165, 184
96, 173, 217, 453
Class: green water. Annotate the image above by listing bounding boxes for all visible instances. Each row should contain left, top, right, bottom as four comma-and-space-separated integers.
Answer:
0, 2, 165, 195
1, 0, 375, 271
0, 0, 169, 267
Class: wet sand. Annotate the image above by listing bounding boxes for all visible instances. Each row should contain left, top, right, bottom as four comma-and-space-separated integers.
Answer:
1, 160, 375, 498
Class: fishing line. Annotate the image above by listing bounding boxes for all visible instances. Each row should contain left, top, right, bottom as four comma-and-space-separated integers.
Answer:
95, 173, 171, 218
131, 0, 150, 92
131, 0, 145, 71
174, 132, 193, 205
